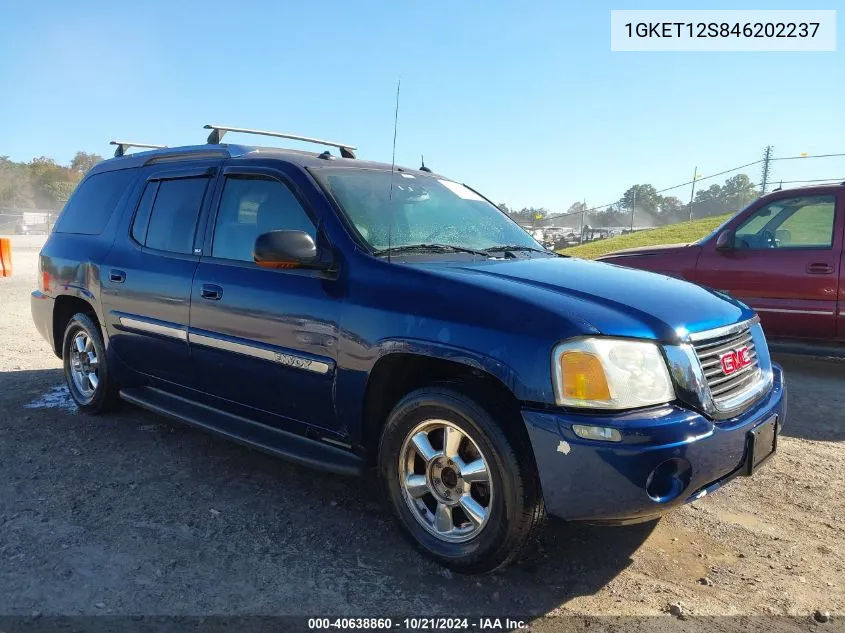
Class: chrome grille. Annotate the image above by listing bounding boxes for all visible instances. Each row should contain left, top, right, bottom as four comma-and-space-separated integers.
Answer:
692, 324, 762, 407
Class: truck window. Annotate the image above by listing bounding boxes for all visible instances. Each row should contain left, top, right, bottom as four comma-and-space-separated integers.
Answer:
211, 176, 316, 262
735, 195, 835, 250
130, 182, 158, 245
52, 169, 136, 235
141, 177, 209, 254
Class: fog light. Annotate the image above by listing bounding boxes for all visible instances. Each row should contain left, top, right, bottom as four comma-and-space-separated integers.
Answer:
646, 458, 692, 503
571, 424, 622, 442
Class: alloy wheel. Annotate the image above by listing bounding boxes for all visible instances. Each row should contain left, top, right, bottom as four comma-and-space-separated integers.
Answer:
398, 419, 493, 543
69, 330, 99, 402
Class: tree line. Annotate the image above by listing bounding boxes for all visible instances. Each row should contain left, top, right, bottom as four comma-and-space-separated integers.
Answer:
500, 173, 759, 228
3, 151, 759, 230
0, 152, 103, 211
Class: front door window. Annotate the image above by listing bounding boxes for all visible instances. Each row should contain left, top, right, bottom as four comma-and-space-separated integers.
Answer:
734, 195, 835, 250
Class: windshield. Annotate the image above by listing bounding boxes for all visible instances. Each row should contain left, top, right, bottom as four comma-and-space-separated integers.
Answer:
317, 169, 544, 253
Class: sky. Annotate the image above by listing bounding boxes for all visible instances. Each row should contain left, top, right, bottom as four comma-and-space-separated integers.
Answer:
1, 0, 843, 213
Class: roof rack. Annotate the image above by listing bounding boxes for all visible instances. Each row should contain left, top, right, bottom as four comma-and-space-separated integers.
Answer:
110, 141, 168, 158
203, 124, 357, 159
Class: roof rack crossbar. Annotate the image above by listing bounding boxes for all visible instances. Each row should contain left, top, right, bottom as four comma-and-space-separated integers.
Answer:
203, 124, 357, 158
110, 141, 168, 158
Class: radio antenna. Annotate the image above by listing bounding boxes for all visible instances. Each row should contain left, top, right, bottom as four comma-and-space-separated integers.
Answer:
387, 79, 401, 263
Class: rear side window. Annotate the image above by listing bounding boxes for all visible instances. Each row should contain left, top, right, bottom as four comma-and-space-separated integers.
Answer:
133, 177, 209, 254
53, 169, 136, 235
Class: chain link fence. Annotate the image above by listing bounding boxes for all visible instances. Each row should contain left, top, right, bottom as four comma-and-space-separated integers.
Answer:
0, 209, 59, 237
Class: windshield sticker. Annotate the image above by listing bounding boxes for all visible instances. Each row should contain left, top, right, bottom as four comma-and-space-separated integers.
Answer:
400, 173, 415, 179
438, 179, 485, 202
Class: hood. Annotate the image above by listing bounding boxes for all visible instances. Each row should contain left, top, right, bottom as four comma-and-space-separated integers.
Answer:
417, 256, 751, 342
598, 243, 693, 258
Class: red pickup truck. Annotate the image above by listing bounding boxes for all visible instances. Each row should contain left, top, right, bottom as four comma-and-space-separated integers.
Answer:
598, 184, 844, 342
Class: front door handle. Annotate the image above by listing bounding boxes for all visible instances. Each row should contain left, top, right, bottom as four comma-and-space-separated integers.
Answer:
200, 284, 223, 300
109, 269, 126, 283
806, 262, 834, 275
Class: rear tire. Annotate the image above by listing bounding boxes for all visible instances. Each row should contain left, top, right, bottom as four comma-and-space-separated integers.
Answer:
378, 387, 545, 573
62, 313, 119, 413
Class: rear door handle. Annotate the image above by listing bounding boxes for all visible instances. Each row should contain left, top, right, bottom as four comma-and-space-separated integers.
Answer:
200, 284, 223, 300
109, 269, 126, 283
806, 262, 834, 275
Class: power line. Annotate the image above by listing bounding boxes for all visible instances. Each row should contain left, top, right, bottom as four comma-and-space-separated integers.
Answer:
541, 178, 843, 228
529, 151, 845, 226
655, 159, 763, 195
773, 152, 845, 161
772, 177, 845, 185
541, 156, 766, 221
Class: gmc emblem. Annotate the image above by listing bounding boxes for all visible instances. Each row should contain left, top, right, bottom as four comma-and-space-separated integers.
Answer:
720, 346, 752, 376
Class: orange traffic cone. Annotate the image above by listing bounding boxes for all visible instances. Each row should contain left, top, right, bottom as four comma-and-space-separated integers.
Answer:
0, 238, 12, 277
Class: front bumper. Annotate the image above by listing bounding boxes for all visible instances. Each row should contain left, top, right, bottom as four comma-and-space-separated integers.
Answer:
523, 364, 786, 523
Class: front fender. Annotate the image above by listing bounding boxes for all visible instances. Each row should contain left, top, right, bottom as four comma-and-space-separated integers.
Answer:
335, 332, 547, 444
373, 338, 524, 397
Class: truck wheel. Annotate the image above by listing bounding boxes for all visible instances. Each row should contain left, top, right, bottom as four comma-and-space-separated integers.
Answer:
378, 387, 544, 573
62, 313, 118, 413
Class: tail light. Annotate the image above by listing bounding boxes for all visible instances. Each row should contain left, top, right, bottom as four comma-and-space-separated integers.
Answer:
40, 268, 51, 293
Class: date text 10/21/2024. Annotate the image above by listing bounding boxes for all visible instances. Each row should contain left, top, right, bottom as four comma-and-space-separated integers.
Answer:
306, 618, 528, 630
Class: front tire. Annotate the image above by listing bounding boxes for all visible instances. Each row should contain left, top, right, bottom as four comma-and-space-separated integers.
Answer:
62, 313, 118, 413
378, 387, 544, 573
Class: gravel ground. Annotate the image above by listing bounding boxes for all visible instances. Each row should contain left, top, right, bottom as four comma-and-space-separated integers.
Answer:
0, 236, 843, 631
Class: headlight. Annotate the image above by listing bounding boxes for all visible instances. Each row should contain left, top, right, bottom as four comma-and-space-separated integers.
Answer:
552, 338, 675, 409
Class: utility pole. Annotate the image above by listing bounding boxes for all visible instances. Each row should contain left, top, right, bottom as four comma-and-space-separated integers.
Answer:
579, 199, 585, 244
687, 166, 699, 222
630, 188, 636, 232
760, 145, 773, 195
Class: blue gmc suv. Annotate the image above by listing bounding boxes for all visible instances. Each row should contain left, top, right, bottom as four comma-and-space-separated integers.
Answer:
31, 125, 786, 573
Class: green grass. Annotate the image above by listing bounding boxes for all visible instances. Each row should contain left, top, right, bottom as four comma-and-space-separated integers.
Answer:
558, 214, 732, 259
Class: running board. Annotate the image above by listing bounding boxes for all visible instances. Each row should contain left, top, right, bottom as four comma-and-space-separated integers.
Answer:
119, 387, 363, 476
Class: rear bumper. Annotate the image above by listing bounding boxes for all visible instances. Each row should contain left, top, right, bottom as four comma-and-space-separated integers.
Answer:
31, 290, 56, 355
523, 364, 786, 523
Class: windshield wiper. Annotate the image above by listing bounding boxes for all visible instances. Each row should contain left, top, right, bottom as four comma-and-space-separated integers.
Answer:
483, 245, 553, 255
374, 243, 491, 258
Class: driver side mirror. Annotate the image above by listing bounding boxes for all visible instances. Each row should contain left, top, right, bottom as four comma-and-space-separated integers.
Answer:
715, 229, 734, 251
253, 230, 332, 270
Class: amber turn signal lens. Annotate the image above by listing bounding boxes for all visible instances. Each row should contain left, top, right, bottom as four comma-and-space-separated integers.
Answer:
256, 260, 299, 269
560, 351, 611, 402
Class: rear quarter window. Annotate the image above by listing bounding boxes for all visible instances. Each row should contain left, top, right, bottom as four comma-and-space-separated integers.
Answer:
52, 169, 137, 235
138, 177, 209, 254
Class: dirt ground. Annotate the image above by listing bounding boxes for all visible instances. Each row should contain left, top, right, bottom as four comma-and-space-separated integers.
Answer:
0, 236, 842, 631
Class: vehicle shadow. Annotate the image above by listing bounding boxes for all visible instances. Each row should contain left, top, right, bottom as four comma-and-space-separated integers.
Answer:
0, 368, 653, 618
773, 352, 845, 442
